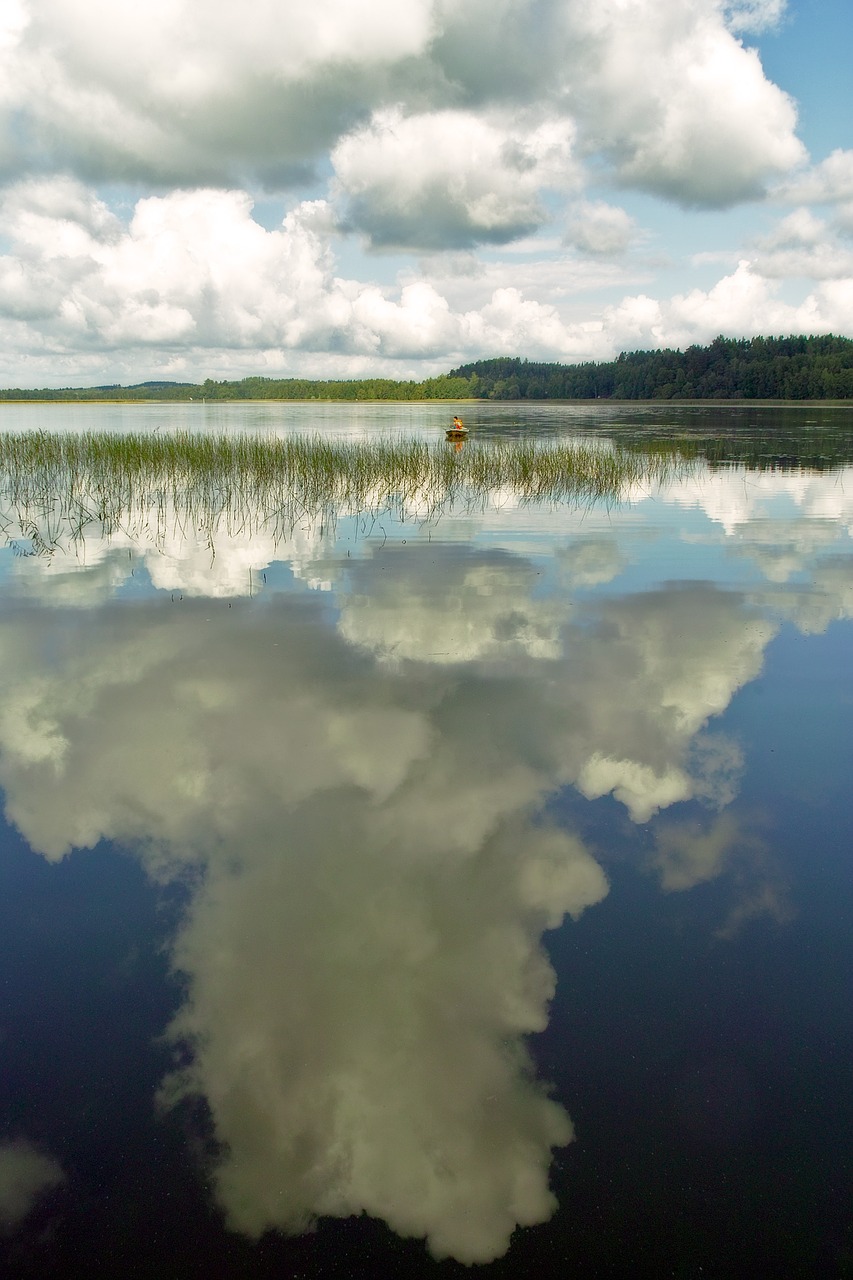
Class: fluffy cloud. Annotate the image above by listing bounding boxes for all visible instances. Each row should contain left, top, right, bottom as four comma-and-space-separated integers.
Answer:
727, 518, 845, 584
0, 180, 621, 370
559, 0, 803, 206
0, 0, 823, 380
775, 150, 853, 241
0, 0, 803, 207
0, 183, 464, 362
0, 1142, 64, 1231
0, 557, 770, 852
335, 549, 774, 822
650, 811, 790, 934
778, 149, 853, 206
0, 0, 436, 185
564, 201, 636, 257
754, 555, 853, 636
556, 536, 627, 588
0, 179, 636, 375
338, 545, 564, 663
597, 262, 853, 355
333, 109, 579, 249
751, 210, 853, 280
7, 173, 853, 383
8, 177, 850, 381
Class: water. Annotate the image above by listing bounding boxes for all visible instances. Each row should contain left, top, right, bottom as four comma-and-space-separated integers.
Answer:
0, 403, 851, 1277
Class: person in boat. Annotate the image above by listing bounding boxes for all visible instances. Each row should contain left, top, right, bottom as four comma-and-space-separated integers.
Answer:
452, 416, 464, 430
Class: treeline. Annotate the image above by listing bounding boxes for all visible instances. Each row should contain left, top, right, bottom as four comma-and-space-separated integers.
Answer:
0, 374, 472, 402
451, 335, 853, 399
2, 336, 853, 401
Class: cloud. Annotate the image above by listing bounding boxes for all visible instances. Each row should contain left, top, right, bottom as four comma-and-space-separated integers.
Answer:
565, 587, 772, 821
7, 173, 853, 384
0, 183, 465, 363
0, 180, 619, 370
561, 0, 803, 207
722, 0, 787, 33
564, 201, 636, 257
0, 0, 436, 186
0, 0, 817, 380
336, 550, 775, 822
0, 534, 779, 843
333, 109, 579, 250
648, 466, 853, 636
774, 151, 853, 241
598, 262, 853, 355
750, 210, 853, 280
728, 518, 844, 584
0, 482, 342, 602
836, 205, 853, 238
0, 0, 803, 208
778, 149, 853, 206
0, 1142, 64, 1232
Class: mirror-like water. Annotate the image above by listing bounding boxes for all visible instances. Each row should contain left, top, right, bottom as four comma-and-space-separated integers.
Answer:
0, 403, 851, 1278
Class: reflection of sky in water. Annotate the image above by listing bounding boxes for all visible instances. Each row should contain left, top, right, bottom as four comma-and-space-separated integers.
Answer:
0, 407, 852, 1275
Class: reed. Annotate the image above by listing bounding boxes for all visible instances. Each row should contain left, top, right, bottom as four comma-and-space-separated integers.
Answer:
0, 429, 693, 551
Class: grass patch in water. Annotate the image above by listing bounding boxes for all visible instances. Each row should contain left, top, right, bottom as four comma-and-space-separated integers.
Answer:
0, 429, 692, 551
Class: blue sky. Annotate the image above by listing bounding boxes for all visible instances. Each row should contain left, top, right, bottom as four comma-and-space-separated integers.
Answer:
0, 0, 851, 386
755, 0, 853, 154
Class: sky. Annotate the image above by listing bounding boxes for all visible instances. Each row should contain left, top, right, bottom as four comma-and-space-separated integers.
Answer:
0, 0, 852, 386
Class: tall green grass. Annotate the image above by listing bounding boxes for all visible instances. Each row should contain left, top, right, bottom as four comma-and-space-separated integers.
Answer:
0, 429, 693, 551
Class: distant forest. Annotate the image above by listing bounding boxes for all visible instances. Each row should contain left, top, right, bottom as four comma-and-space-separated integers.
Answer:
2, 335, 853, 401
450, 335, 853, 400
0, 373, 472, 403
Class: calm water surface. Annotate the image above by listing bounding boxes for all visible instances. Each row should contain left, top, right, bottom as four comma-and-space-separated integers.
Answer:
0, 404, 851, 1278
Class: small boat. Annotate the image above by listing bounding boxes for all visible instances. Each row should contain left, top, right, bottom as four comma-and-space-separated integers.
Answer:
446, 416, 468, 440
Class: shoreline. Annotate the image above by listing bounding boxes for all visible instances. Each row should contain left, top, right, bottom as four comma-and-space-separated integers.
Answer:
1, 397, 852, 408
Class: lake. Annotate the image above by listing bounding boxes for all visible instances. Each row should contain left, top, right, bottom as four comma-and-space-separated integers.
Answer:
0, 402, 851, 1278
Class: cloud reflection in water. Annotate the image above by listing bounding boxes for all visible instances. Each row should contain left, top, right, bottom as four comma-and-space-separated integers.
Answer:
0, 482, 834, 1260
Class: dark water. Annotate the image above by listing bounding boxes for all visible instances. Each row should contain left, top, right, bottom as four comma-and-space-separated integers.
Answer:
0, 404, 851, 1278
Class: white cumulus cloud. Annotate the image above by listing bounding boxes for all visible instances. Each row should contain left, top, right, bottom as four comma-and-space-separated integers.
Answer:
778, 149, 853, 206
333, 109, 579, 249
0, 0, 804, 207
0, 0, 824, 379
561, 0, 803, 206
